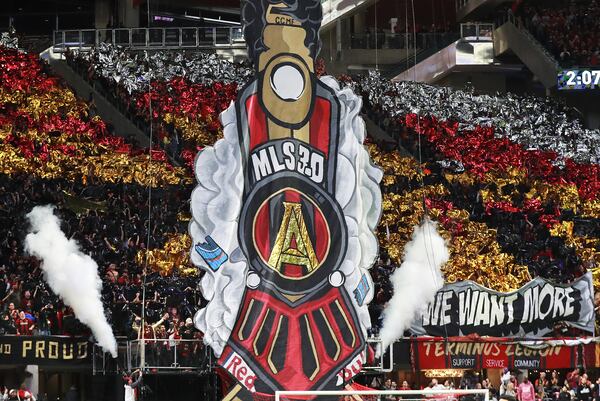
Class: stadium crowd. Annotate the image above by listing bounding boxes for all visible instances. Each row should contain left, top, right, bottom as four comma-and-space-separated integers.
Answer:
0, 385, 38, 401
374, 369, 600, 401
356, 72, 599, 333
0, 174, 200, 338
66, 44, 247, 167
0, 38, 598, 351
0, 45, 199, 344
519, 0, 600, 66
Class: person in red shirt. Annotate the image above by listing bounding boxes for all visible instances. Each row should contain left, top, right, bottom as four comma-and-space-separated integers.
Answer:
117, 271, 130, 286
15, 311, 34, 335
567, 369, 580, 390
17, 383, 35, 400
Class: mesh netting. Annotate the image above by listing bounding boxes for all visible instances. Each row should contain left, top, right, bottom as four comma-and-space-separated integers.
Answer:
275, 396, 378, 401
253, 384, 379, 401
217, 367, 379, 400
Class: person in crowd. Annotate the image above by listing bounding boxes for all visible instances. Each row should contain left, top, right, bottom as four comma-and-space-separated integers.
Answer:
505, 382, 517, 398
551, 371, 561, 390
558, 385, 572, 401
537, 372, 549, 390
501, 369, 513, 395
536, 372, 549, 401
577, 375, 593, 401
15, 311, 34, 335
429, 379, 445, 390
15, 384, 35, 401
123, 370, 143, 401
370, 375, 384, 389
520, 2, 600, 66
518, 377, 536, 401
6, 389, 18, 401
568, 370, 581, 391
383, 379, 397, 401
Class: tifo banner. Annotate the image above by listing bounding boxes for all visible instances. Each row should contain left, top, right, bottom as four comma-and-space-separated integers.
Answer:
0, 336, 90, 366
411, 272, 595, 337
413, 338, 578, 370
189, 0, 382, 398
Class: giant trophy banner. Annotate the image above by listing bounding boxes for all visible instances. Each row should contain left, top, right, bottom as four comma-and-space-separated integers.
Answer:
411, 272, 595, 337
189, 0, 382, 399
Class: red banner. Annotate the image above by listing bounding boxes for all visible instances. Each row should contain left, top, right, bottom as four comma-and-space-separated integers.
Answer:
413, 339, 578, 370
583, 343, 600, 368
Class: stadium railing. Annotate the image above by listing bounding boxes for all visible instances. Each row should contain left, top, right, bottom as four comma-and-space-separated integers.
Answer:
275, 388, 490, 401
52, 26, 244, 53
127, 339, 211, 372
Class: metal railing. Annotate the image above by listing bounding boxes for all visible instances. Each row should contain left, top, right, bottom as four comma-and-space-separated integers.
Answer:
455, 0, 470, 11
363, 337, 394, 372
276, 389, 490, 401
499, 13, 561, 70
90, 337, 396, 375
92, 341, 129, 375
460, 22, 494, 41
348, 26, 478, 51
127, 339, 211, 371
52, 26, 244, 53
382, 32, 461, 79
349, 32, 458, 50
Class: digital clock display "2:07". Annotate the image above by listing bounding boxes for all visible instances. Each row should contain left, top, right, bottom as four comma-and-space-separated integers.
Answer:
558, 69, 600, 90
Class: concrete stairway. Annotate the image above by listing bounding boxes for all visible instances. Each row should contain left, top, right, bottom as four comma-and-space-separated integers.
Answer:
494, 21, 560, 89
48, 59, 151, 149
456, 0, 512, 21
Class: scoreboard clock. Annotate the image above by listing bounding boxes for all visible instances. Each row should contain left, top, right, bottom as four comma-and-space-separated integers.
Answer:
558, 69, 600, 90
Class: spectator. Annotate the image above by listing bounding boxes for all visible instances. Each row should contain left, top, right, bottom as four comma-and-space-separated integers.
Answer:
16, 384, 35, 401
501, 369, 512, 395
15, 311, 34, 335
558, 386, 572, 401
519, 377, 536, 401
430, 379, 445, 390
123, 370, 143, 401
551, 371, 561, 390
537, 372, 549, 390
577, 376, 593, 401
520, 2, 600, 66
568, 370, 581, 391
506, 382, 517, 398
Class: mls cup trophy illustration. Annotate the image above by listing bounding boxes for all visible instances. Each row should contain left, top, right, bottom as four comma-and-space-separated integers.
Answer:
189, 0, 382, 398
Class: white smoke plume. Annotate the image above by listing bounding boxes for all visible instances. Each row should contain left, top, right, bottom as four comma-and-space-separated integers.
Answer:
379, 218, 449, 351
323, 76, 383, 339
24, 205, 118, 358
189, 98, 246, 357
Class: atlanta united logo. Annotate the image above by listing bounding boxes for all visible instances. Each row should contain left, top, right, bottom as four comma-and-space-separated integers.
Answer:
239, 174, 347, 295
190, 0, 382, 397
